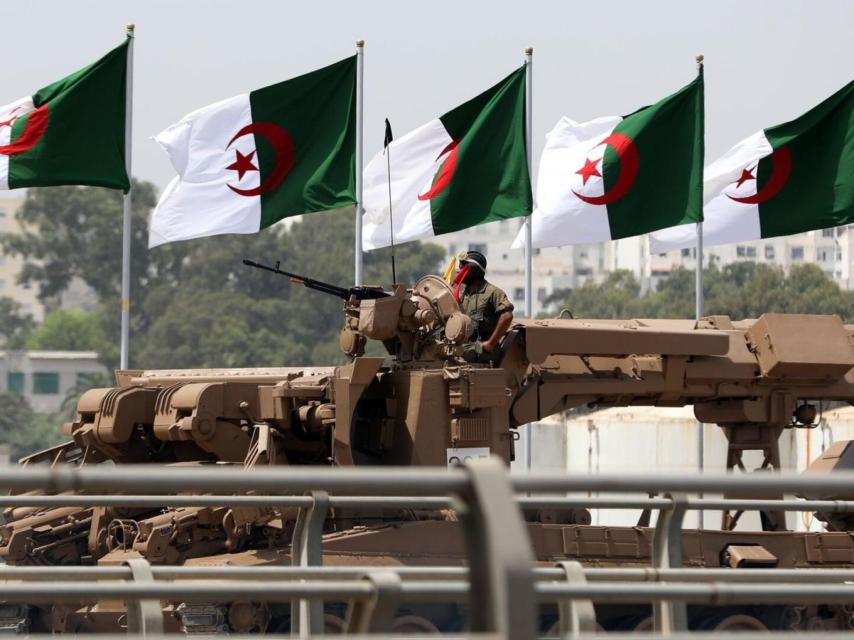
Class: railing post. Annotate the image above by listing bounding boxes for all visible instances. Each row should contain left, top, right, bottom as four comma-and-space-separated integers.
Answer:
345, 571, 403, 633
123, 558, 164, 636
290, 490, 329, 638
457, 456, 537, 638
652, 492, 688, 634
555, 560, 597, 637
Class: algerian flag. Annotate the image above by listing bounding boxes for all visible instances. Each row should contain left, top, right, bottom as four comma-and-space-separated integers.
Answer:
150, 57, 356, 248
362, 66, 531, 250
513, 73, 704, 249
0, 39, 129, 191
651, 78, 854, 252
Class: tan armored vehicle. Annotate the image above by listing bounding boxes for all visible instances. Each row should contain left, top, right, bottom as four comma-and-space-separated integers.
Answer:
4, 262, 854, 633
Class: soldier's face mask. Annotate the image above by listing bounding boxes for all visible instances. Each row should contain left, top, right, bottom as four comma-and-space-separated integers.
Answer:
462, 264, 484, 284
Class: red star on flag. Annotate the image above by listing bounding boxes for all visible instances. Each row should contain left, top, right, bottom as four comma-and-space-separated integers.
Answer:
0, 107, 23, 129
576, 157, 602, 186
734, 167, 756, 189
226, 149, 259, 181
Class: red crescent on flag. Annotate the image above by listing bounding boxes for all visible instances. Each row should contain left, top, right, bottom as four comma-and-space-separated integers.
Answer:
572, 133, 639, 206
417, 138, 461, 201
0, 105, 48, 156
226, 122, 294, 197
726, 146, 791, 205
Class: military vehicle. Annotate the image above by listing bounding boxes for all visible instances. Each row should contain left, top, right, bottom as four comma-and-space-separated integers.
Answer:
4, 262, 854, 633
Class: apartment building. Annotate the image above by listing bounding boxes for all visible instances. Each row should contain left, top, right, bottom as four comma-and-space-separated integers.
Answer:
0, 350, 107, 413
0, 195, 42, 320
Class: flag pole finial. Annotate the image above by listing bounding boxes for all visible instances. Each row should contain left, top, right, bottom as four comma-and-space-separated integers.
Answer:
524, 47, 533, 56
126, 23, 135, 34
695, 53, 704, 65
356, 39, 365, 48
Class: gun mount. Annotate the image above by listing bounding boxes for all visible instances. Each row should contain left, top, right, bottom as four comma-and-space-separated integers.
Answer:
6, 271, 854, 632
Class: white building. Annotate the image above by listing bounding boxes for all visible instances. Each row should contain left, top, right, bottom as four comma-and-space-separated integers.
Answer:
651, 226, 853, 287
433, 219, 610, 317
0, 350, 107, 413
0, 195, 43, 321
427, 221, 854, 318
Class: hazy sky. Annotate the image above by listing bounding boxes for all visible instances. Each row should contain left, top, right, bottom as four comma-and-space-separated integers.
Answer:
5, 0, 853, 192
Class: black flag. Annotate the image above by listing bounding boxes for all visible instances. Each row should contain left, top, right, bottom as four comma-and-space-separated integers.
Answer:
384, 118, 393, 150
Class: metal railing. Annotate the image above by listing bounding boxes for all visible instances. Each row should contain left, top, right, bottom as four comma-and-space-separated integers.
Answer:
3, 460, 854, 637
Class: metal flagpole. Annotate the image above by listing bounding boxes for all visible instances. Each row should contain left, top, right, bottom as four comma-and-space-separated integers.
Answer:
384, 119, 397, 284
695, 53, 705, 528
354, 40, 365, 286
119, 23, 135, 370
523, 47, 533, 320
524, 47, 533, 474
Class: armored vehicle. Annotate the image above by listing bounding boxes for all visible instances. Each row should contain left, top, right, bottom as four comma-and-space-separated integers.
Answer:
4, 264, 854, 633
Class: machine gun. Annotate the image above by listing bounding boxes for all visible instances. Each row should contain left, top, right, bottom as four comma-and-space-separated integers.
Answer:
242, 259, 389, 300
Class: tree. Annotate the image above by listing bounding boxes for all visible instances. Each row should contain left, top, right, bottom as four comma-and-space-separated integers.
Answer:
137, 208, 445, 368
0, 393, 63, 462
0, 297, 34, 349
0, 180, 187, 311
26, 310, 109, 352
545, 262, 854, 323
547, 270, 643, 319
1, 184, 444, 370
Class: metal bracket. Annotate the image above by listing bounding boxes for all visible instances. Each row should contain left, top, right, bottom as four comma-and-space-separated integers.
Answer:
555, 560, 596, 638
290, 490, 330, 639
345, 571, 403, 634
458, 456, 536, 638
652, 492, 688, 635
123, 558, 164, 636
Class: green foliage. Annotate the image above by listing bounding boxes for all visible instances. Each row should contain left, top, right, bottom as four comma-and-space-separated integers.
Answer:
2, 185, 445, 370
0, 297, 34, 348
0, 393, 63, 462
546, 262, 854, 322
26, 309, 108, 352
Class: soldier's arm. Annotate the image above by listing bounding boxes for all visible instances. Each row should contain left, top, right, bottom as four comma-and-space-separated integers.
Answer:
483, 311, 513, 352
482, 289, 514, 352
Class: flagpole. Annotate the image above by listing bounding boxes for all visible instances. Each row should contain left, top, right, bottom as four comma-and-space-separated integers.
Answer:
524, 46, 534, 475
119, 23, 135, 370
695, 52, 705, 529
524, 47, 533, 320
354, 39, 365, 286
384, 120, 397, 284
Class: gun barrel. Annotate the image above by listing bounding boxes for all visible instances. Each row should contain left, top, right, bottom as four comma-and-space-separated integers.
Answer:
242, 259, 355, 299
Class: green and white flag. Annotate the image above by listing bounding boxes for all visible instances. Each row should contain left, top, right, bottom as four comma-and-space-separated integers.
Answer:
150, 57, 356, 247
514, 74, 704, 249
362, 67, 531, 250
0, 40, 129, 191
651, 78, 854, 252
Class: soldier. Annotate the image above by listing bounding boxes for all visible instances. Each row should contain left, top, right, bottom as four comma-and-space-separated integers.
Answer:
457, 250, 514, 363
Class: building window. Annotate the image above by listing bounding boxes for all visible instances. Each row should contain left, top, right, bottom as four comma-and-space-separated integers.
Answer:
791, 246, 804, 260
537, 287, 547, 302
513, 287, 525, 301
765, 245, 775, 260
681, 248, 691, 257
817, 248, 832, 262
822, 229, 835, 238
7, 372, 24, 395
468, 243, 487, 256
32, 372, 59, 395
0, 210, 6, 219
736, 246, 756, 258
